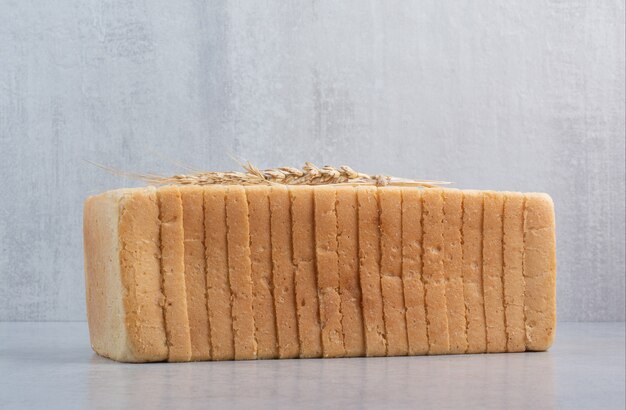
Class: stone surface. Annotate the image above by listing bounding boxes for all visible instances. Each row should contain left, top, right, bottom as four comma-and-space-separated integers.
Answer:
0, 321, 624, 409
0, 1, 624, 321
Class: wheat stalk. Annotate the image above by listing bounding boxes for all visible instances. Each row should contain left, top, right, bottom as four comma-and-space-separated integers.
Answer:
90, 161, 450, 188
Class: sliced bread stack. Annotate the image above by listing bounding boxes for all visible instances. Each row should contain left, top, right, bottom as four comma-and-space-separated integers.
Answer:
83, 185, 556, 362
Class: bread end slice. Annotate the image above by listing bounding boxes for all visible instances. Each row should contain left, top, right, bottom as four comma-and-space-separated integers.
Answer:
84, 188, 168, 362
523, 193, 557, 352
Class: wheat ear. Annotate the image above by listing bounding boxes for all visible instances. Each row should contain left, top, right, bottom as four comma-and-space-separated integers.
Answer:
89, 160, 450, 188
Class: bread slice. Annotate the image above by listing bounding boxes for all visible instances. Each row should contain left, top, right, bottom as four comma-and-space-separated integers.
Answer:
502, 193, 526, 352
442, 189, 467, 354
269, 185, 300, 358
482, 192, 507, 353
290, 186, 323, 358
226, 186, 257, 359
314, 186, 346, 358
336, 186, 365, 357
157, 186, 192, 361
246, 186, 278, 359
462, 191, 488, 353
357, 187, 387, 356
204, 186, 234, 360
523, 193, 557, 351
84, 187, 167, 362
379, 187, 409, 356
180, 186, 211, 360
401, 189, 429, 355
422, 189, 450, 354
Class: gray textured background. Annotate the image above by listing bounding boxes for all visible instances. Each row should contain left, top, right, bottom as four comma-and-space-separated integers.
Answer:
0, 1, 624, 322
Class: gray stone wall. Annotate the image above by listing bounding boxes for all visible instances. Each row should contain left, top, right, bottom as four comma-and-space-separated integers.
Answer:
1, 1, 624, 321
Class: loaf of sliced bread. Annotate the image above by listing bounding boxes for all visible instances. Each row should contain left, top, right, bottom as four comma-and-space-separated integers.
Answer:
84, 186, 556, 362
